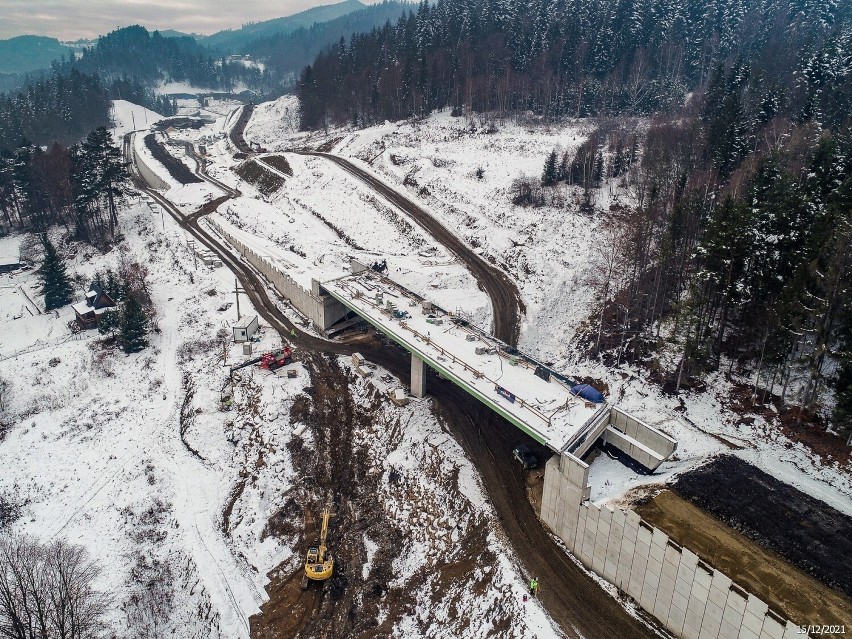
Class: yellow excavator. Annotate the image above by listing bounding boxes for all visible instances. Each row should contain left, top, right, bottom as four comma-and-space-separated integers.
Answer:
301, 506, 334, 589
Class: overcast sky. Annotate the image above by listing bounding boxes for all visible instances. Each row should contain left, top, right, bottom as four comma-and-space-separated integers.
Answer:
0, 0, 373, 41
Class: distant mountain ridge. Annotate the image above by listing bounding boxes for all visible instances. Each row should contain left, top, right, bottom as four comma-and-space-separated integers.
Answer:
245, 1, 410, 85
200, 0, 366, 51
0, 35, 72, 74
152, 29, 201, 40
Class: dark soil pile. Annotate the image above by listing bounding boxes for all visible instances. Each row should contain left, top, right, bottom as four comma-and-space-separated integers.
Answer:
144, 134, 202, 184
673, 455, 852, 596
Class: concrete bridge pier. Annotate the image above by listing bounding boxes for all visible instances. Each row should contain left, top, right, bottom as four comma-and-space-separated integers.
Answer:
411, 354, 425, 398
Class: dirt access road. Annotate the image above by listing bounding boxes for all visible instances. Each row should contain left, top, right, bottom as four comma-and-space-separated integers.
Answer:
293, 150, 526, 345
135, 106, 660, 638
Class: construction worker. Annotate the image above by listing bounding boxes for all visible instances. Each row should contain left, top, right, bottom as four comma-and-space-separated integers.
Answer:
529, 577, 539, 597
290, 327, 296, 338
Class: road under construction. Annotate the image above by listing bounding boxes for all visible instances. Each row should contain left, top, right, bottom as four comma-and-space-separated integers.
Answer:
127, 104, 667, 639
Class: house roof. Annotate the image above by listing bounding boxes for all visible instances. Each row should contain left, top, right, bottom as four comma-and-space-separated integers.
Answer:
72, 301, 94, 316
87, 283, 116, 309
74, 282, 118, 317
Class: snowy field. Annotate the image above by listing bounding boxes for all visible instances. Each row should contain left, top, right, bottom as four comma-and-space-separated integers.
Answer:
0, 207, 560, 638
109, 99, 163, 138
4, 93, 849, 637
0, 205, 276, 636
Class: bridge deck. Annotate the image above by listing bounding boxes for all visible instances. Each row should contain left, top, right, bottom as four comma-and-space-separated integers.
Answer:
322, 271, 606, 451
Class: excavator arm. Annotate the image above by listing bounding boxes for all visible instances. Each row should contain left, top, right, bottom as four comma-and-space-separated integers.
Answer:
318, 507, 331, 559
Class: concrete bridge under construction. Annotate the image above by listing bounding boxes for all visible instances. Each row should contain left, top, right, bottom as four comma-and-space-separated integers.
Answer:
319, 261, 677, 473
208, 207, 676, 474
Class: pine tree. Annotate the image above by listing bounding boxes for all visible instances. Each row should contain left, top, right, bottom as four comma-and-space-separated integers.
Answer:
76, 127, 129, 239
541, 149, 559, 186
119, 284, 148, 353
97, 309, 120, 337
833, 316, 852, 435
105, 269, 122, 302
37, 234, 72, 310
592, 153, 605, 186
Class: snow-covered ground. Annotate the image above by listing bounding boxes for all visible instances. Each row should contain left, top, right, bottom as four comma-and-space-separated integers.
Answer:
247, 100, 605, 361
4, 93, 849, 637
0, 205, 276, 636
109, 99, 163, 139
0, 99, 565, 638
245, 97, 852, 515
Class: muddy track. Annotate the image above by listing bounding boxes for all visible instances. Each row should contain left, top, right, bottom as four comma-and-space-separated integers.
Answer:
230, 104, 255, 151
293, 151, 525, 344
136, 108, 659, 638
432, 377, 657, 638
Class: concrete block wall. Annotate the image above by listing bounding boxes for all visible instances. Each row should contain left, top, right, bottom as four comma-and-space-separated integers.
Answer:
569, 406, 677, 471
602, 426, 665, 471
131, 133, 171, 191
567, 405, 612, 457
210, 222, 349, 330
541, 454, 804, 639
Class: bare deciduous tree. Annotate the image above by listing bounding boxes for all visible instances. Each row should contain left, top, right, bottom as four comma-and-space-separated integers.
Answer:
0, 536, 107, 639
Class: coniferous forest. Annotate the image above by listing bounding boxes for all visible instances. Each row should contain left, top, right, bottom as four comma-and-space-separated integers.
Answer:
0, 70, 111, 151
57, 26, 251, 91
298, 0, 852, 127
0, 127, 129, 246
298, 0, 852, 432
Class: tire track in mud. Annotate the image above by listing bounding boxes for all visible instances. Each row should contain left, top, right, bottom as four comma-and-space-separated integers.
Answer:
137, 106, 659, 639
229, 104, 255, 152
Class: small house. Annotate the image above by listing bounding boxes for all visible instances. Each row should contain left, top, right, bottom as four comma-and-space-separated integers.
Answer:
232, 315, 259, 343
72, 283, 117, 329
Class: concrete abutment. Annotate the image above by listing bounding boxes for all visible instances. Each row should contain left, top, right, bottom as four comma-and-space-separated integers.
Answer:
540, 439, 802, 639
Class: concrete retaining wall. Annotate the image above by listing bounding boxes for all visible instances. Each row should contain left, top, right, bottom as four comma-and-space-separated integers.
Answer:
541, 454, 802, 639
609, 407, 678, 460
210, 222, 349, 330
131, 133, 170, 191
567, 406, 678, 471
565, 404, 611, 458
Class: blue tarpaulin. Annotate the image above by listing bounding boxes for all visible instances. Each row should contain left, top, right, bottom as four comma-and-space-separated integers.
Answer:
571, 384, 605, 403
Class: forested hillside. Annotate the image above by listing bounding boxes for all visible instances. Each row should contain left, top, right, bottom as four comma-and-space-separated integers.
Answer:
298, 0, 852, 126
0, 71, 110, 150
297, 0, 852, 433
0, 127, 128, 245
201, 0, 367, 52
61, 26, 251, 90
0, 36, 72, 74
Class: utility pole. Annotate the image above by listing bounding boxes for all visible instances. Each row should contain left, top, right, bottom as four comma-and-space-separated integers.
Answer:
234, 279, 244, 320
187, 239, 198, 270
131, 112, 136, 131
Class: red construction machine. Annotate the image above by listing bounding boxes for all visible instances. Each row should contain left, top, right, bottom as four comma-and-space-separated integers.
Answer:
259, 348, 292, 371
229, 347, 293, 375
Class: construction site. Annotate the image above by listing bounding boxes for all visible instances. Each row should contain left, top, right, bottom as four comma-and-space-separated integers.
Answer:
0, 102, 850, 639
183, 109, 848, 639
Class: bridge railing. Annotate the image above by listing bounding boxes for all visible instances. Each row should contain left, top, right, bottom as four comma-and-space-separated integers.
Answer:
336, 280, 558, 426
